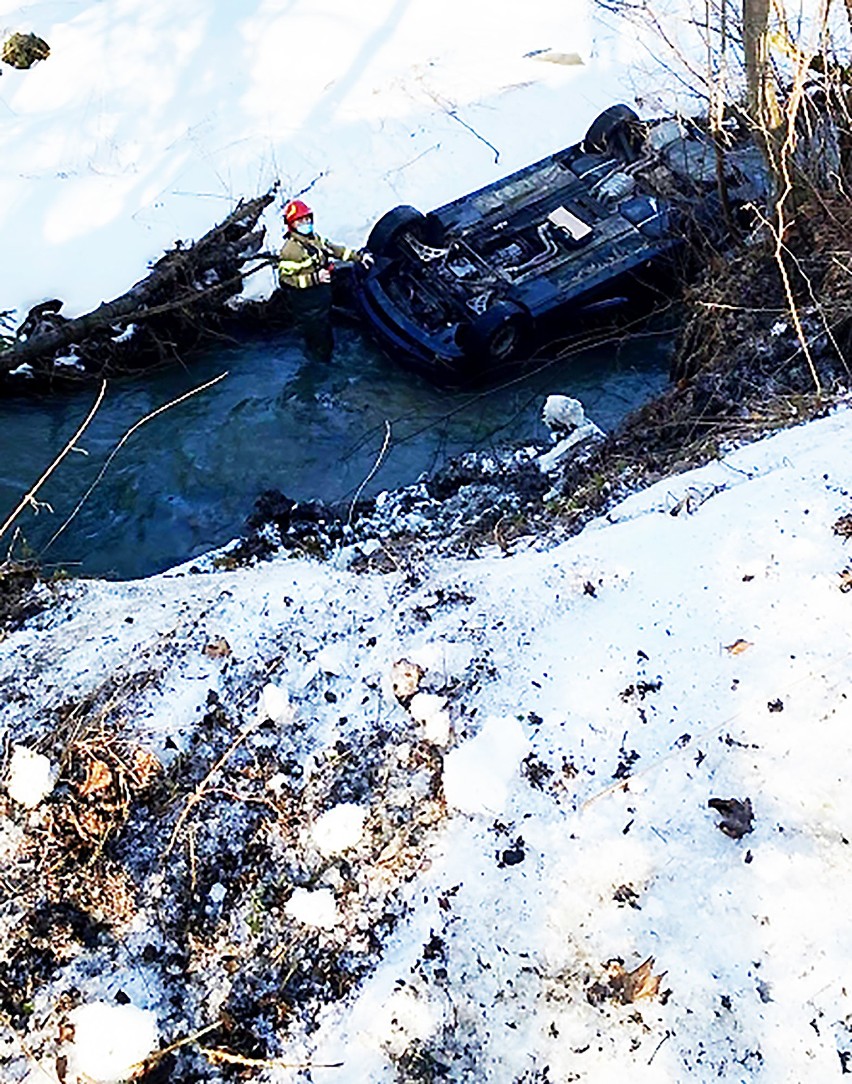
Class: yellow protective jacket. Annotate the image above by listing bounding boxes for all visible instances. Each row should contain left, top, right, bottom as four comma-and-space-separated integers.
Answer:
277, 231, 360, 289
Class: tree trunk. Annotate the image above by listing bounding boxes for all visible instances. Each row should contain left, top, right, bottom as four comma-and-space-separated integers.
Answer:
742, 0, 785, 202
0, 190, 276, 376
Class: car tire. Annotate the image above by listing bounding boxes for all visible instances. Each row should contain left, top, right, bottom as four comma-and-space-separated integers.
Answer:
583, 104, 643, 161
462, 301, 530, 364
366, 205, 427, 257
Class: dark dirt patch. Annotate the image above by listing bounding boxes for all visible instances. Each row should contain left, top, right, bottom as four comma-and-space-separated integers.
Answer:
0, 560, 45, 635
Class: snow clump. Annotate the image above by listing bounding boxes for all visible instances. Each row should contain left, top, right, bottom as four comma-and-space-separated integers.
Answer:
312, 803, 367, 856
285, 887, 340, 929
6, 745, 56, 808
65, 1002, 158, 1083
256, 682, 294, 725
408, 692, 452, 747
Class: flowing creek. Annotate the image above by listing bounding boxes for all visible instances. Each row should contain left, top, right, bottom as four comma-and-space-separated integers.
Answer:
0, 323, 672, 579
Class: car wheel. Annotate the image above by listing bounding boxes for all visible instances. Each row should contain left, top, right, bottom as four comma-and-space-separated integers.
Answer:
583, 104, 643, 161
462, 301, 530, 364
366, 205, 427, 257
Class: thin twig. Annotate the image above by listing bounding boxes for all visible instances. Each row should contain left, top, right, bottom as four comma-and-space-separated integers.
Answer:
0, 380, 107, 541
164, 712, 264, 857
200, 1047, 344, 1070
648, 1030, 672, 1065
347, 419, 392, 528
130, 1020, 223, 1070
447, 110, 501, 163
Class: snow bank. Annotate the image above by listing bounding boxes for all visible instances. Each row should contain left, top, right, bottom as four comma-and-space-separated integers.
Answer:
3, 407, 852, 1079
0, 0, 666, 322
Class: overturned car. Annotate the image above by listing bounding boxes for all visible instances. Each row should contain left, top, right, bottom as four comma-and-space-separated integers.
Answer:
353, 105, 768, 383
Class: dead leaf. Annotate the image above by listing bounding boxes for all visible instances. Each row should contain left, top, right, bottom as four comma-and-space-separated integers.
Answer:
78, 758, 113, 797
587, 955, 666, 1006
2, 32, 50, 69
203, 637, 232, 659
526, 49, 584, 66
833, 514, 852, 538
616, 956, 664, 1003
391, 659, 424, 704
724, 638, 753, 655
57, 1020, 75, 1044
709, 796, 754, 839
129, 747, 161, 789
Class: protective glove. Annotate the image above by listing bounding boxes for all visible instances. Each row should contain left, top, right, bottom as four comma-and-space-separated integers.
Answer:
359, 249, 375, 269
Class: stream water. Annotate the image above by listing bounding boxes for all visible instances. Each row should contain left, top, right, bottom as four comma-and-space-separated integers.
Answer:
0, 322, 672, 580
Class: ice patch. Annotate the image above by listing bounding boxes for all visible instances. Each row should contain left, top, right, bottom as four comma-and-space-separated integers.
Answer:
66, 1002, 158, 1083
6, 745, 56, 808
443, 716, 529, 815
312, 803, 367, 856
285, 887, 339, 929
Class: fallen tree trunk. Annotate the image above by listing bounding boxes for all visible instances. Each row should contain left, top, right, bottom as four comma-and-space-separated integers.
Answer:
0, 188, 279, 386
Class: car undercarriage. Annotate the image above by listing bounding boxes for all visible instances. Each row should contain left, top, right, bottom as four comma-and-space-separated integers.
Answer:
353, 106, 768, 381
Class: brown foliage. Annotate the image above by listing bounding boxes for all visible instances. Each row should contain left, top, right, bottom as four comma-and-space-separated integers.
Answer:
2, 32, 50, 69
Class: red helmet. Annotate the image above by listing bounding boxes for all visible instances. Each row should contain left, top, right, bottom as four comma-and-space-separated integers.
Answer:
284, 198, 312, 227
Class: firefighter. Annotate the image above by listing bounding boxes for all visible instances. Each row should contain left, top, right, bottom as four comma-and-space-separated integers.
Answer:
277, 198, 372, 363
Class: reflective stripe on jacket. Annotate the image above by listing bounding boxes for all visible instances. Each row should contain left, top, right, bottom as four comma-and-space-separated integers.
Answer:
277, 233, 358, 289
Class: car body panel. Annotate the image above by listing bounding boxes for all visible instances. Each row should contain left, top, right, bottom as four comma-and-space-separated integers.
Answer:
353, 110, 767, 381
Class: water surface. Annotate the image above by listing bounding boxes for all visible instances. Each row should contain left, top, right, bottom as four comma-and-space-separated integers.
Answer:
0, 323, 671, 579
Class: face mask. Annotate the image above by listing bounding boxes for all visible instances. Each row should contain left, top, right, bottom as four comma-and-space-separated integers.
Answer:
295, 220, 314, 236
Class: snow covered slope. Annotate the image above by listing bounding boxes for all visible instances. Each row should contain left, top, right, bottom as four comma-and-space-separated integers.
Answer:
0, 0, 663, 322
2, 405, 852, 1081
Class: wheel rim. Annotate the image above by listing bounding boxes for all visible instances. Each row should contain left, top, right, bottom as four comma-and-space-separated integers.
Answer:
490, 323, 519, 359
